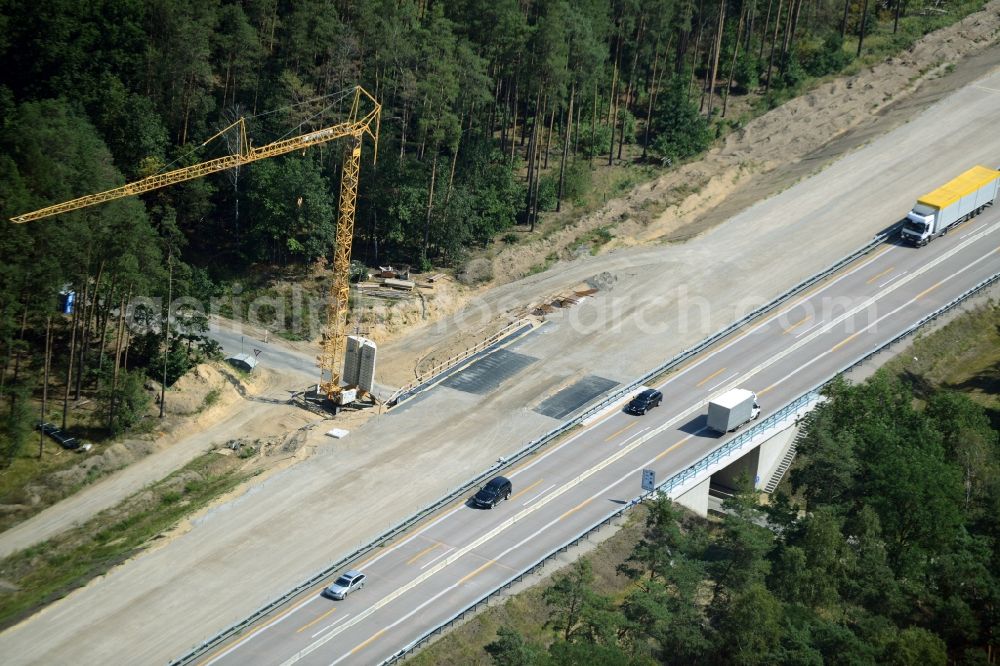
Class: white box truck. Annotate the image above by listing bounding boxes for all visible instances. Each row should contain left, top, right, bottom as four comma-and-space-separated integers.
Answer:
707, 389, 760, 433
901, 166, 1000, 247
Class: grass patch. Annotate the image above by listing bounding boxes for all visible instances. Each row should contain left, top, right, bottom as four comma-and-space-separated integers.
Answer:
199, 387, 222, 412
527, 252, 559, 276
883, 300, 1000, 423
0, 452, 255, 629
570, 226, 615, 256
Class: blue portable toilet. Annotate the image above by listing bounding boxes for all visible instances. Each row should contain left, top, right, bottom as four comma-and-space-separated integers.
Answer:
59, 290, 75, 315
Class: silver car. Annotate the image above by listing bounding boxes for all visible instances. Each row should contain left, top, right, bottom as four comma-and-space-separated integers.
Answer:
323, 570, 366, 600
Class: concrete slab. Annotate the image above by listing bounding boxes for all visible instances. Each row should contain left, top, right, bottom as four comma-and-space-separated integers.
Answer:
440, 349, 537, 394
534, 375, 619, 419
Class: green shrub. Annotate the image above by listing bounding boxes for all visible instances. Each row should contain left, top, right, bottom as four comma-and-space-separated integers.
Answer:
537, 175, 558, 212
561, 162, 591, 201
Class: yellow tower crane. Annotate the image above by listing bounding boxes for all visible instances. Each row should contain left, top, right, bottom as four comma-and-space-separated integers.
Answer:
10, 85, 381, 404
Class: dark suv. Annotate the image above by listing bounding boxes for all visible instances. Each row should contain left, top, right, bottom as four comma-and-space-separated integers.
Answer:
625, 389, 662, 415
472, 476, 512, 509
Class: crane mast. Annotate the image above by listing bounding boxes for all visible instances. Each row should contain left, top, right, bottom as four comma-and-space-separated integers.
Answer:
11, 86, 381, 403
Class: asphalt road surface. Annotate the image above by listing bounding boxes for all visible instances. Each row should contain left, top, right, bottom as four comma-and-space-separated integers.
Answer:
203, 210, 1000, 665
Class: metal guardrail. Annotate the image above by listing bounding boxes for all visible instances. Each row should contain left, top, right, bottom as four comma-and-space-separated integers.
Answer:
380, 271, 1000, 664
170, 226, 903, 665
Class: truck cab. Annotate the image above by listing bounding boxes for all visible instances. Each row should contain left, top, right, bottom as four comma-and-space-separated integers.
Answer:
901, 204, 935, 246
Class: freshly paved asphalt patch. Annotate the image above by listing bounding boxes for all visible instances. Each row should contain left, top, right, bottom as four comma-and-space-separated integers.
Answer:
534, 375, 619, 419
440, 349, 537, 394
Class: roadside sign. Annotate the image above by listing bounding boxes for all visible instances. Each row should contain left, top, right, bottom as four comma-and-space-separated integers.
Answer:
641, 468, 656, 492
253, 348, 262, 358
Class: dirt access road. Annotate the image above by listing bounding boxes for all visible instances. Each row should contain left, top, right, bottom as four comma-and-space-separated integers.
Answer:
2, 7, 1000, 664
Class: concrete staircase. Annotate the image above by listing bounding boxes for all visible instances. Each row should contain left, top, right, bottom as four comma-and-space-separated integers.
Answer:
763, 413, 814, 493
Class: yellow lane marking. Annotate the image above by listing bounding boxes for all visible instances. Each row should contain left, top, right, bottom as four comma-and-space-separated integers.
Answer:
197, 590, 320, 664
830, 332, 861, 353
761, 245, 893, 324
604, 421, 638, 442
296, 607, 336, 634
406, 542, 442, 566
696, 367, 727, 387
758, 382, 779, 396
915, 281, 942, 300
559, 497, 594, 521
866, 266, 895, 284
350, 628, 387, 655
759, 379, 780, 395
459, 560, 496, 584
782, 315, 811, 334
672, 245, 892, 375
653, 433, 695, 462
510, 478, 544, 501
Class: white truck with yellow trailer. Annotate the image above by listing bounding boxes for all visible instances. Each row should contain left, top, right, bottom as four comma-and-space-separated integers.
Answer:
901, 166, 1000, 247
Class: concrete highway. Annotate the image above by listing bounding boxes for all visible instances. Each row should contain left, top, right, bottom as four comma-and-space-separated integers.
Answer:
203, 207, 1000, 665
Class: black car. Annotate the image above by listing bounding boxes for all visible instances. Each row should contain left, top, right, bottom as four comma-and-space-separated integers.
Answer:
472, 476, 512, 509
625, 389, 663, 415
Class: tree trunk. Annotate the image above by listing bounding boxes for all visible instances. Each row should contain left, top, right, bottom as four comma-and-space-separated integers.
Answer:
160, 253, 172, 418
62, 295, 80, 430
706, 0, 727, 118
423, 150, 439, 263
574, 99, 582, 162
590, 80, 598, 167
81, 261, 105, 389
791, 0, 804, 46
2, 302, 26, 405
765, 0, 785, 94
500, 76, 510, 151
760, 0, 775, 62
619, 15, 645, 161
607, 30, 621, 126
779, 0, 798, 74
444, 112, 467, 207
723, 5, 748, 117
530, 138, 542, 232
856, 0, 870, 57
96, 274, 117, 390
557, 83, 575, 211
544, 104, 556, 170
73, 276, 90, 401
642, 42, 662, 161
840, 0, 850, 40
400, 102, 408, 161
510, 81, 519, 161
893, 0, 902, 34
39, 316, 52, 458
608, 100, 617, 167
109, 291, 128, 430
525, 93, 542, 224
688, 12, 705, 101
